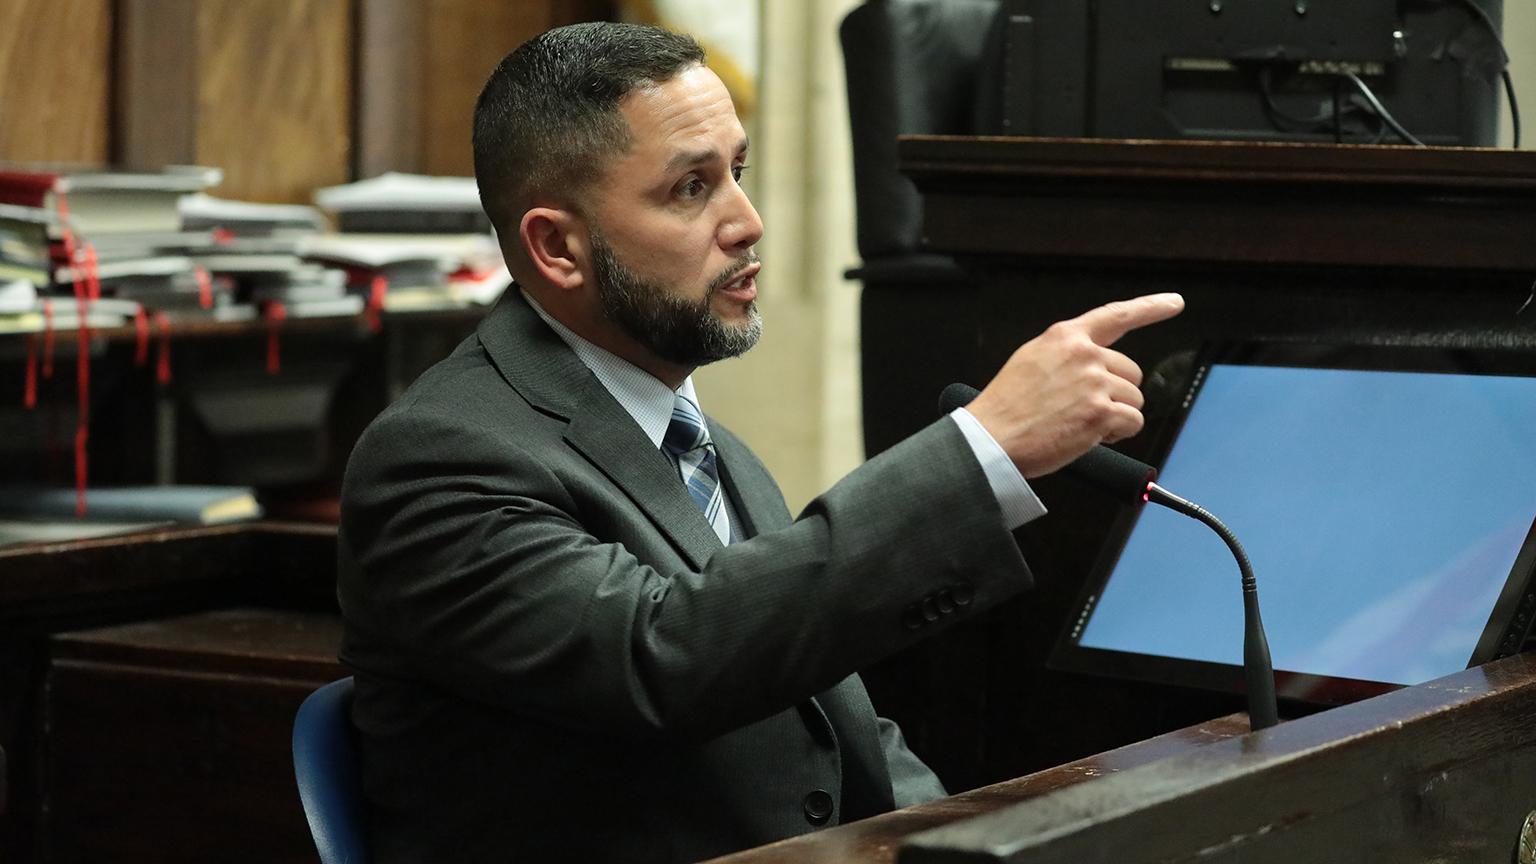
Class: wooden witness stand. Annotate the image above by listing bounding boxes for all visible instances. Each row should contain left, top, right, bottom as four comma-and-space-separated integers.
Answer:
710, 656, 1536, 863
814, 136, 1536, 863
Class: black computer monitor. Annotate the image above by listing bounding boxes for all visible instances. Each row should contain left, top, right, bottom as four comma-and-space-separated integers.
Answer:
993, 0, 1506, 146
1051, 342, 1536, 706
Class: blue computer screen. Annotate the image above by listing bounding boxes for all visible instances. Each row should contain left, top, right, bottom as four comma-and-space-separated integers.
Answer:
1077, 363, 1536, 686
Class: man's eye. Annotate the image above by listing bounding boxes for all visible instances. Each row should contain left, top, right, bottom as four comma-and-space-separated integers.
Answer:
679, 177, 706, 199
732, 164, 750, 182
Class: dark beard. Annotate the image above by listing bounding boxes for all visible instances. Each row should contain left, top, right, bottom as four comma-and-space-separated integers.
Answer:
591, 229, 763, 367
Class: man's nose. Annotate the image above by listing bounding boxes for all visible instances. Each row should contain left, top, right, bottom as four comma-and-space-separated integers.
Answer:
719, 181, 764, 252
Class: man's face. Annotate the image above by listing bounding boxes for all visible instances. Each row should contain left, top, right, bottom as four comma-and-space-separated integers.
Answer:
583, 65, 764, 369
592, 225, 761, 366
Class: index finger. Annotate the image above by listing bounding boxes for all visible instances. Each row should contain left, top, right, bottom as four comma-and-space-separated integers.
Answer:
1076, 293, 1185, 346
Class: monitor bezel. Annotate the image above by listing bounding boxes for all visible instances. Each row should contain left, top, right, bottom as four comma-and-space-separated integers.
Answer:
1049, 340, 1536, 707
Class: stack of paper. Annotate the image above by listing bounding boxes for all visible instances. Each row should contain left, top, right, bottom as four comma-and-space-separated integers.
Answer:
311, 173, 510, 309
0, 165, 224, 331
315, 172, 490, 234
179, 194, 350, 320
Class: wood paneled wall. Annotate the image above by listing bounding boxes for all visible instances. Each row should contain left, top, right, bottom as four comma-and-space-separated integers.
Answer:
0, 0, 113, 164
1, 0, 614, 203
358, 0, 612, 179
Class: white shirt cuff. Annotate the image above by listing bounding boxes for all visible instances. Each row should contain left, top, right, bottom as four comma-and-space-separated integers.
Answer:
949, 407, 1048, 530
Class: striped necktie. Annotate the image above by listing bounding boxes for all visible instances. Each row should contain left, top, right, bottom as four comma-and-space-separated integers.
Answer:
662, 393, 730, 544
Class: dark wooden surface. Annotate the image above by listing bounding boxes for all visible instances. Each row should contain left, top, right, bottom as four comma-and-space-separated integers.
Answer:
899, 653, 1536, 863
713, 654, 1536, 863
49, 606, 344, 680
706, 713, 1251, 864
900, 135, 1536, 271
0, 524, 339, 862
0, 522, 338, 629
40, 608, 344, 863
857, 136, 1536, 796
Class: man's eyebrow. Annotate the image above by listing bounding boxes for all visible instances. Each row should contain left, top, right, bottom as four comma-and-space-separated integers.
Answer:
664, 137, 752, 173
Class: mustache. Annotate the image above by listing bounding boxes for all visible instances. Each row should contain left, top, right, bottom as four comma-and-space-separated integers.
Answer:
707, 253, 761, 294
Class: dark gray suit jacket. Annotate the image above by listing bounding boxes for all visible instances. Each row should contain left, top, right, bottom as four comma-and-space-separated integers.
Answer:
336, 290, 1034, 862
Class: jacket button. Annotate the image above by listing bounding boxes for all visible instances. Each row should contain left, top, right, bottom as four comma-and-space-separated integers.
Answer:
921, 596, 941, 621
951, 582, 975, 606
935, 590, 955, 614
803, 789, 834, 826
901, 605, 925, 630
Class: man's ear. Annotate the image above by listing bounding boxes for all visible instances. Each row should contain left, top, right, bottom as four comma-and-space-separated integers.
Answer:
520, 207, 587, 291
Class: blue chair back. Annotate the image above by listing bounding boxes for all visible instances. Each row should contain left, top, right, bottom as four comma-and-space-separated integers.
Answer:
293, 677, 369, 864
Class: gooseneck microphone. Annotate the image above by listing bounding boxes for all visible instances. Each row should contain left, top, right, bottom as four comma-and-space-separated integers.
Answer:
939, 383, 1279, 731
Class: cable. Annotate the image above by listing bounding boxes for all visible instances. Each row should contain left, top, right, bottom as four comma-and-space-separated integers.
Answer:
1257, 66, 1335, 131
1502, 69, 1522, 149
1256, 65, 1378, 142
1342, 72, 1425, 146
1447, 0, 1520, 148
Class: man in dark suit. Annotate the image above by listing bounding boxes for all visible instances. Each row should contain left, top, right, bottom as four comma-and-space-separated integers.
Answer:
337, 21, 1182, 863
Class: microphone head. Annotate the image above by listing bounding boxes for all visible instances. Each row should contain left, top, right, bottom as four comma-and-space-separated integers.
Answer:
938, 383, 981, 415
1061, 445, 1158, 503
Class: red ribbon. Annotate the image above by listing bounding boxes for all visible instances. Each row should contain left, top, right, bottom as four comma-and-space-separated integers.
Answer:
24, 334, 38, 408
266, 301, 287, 375
83, 243, 101, 301
74, 425, 89, 517
195, 265, 214, 309
133, 308, 150, 365
156, 313, 173, 385
73, 267, 91, 423
73, 274, 91, 518
42, 299, 55, 379
365, 275, 387, 333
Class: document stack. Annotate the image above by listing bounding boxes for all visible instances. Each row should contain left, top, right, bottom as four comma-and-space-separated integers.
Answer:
0, 166, 223, 332
308, 173, 510, 312
180, 194, 357, 320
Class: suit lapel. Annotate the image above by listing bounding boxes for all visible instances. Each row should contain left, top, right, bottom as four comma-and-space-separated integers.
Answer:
477, 291, 723, 570
710, 423, 791, 538
563, 401, 724, 569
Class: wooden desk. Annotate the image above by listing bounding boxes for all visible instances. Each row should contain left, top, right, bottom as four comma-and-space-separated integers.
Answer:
856, 136, 1536, 793
0, 522, 337, 629
713, 654, 1536, 863
708, 714, 1250, 864
40, 608, 344, 863
0, 523, 338, 861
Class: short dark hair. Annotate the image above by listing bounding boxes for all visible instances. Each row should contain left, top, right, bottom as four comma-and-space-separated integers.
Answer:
473, 22, 707, 234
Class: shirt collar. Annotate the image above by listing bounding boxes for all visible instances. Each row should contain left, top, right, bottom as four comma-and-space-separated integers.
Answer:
521, 288, 702, 449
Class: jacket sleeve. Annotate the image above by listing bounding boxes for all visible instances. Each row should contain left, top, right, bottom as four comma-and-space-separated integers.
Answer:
879, 716, 949, 808
339, 405, 1033, 744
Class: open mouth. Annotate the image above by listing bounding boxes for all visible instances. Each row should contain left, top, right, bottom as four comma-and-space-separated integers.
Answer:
717, 262, 760, 299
